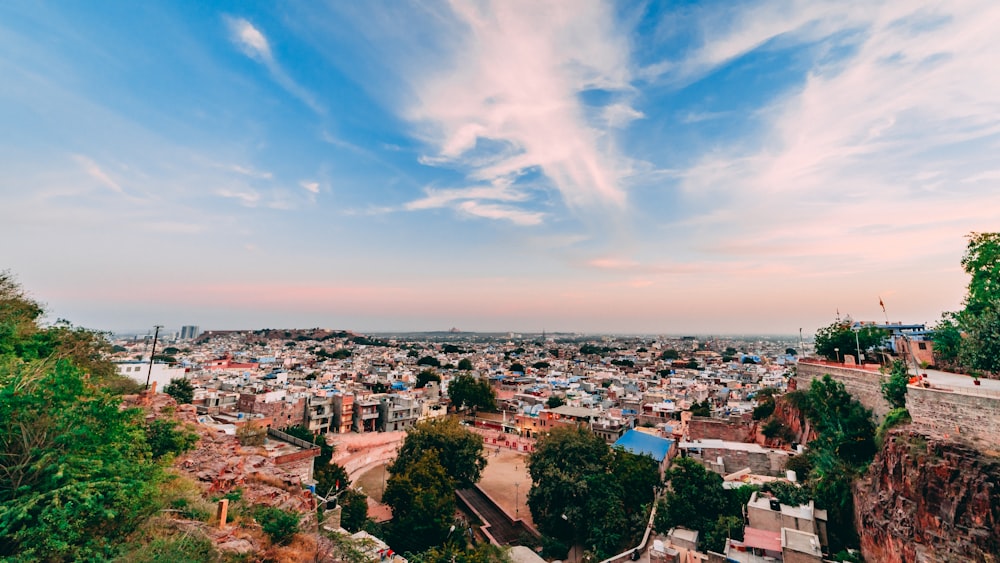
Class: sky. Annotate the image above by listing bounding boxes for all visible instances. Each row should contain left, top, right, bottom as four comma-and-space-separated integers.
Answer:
1, 0, 998, 335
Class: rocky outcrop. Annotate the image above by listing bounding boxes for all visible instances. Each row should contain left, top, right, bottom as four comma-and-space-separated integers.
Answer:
854, 428, 1000, 562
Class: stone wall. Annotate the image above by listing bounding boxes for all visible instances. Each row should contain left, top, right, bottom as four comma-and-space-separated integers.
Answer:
795, 362, 892, 421
688, 415, 754, 442
905, 385, 1000, 452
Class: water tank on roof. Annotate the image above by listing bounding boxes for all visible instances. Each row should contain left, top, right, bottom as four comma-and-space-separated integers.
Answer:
787, 470, 797, 482
769, 499, 781, 511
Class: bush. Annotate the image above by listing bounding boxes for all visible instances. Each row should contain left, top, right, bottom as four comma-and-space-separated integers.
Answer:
784, 454, 813, 481
876, 407, 911, 446
237, 422, 267, 446
752, 400, 775, 420
254, 506, 300, 546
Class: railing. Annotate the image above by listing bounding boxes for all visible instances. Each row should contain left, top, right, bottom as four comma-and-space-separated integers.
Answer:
267, 427, 318, 450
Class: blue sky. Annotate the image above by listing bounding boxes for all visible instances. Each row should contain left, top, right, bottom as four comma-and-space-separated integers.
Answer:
2, 1, 998, 334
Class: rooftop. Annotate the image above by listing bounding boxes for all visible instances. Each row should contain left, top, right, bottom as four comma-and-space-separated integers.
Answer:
613, 430, 673, 462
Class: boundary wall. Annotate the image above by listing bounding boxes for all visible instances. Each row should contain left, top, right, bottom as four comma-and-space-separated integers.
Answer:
796, 361, 1000, 449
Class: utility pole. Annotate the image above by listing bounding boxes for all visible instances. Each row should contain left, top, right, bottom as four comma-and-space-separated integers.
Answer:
145, 325, 163, 390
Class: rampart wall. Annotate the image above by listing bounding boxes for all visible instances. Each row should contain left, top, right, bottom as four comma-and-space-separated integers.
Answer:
795, 362, 892, 421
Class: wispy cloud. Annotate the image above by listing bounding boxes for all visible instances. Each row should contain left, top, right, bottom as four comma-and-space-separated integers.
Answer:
300, 180, 320, 194
671, 1, 1000, 272
455, 201, 544, 226
72, 154, 123, 193
224, 16, 324, 114
400, 0, 634, 219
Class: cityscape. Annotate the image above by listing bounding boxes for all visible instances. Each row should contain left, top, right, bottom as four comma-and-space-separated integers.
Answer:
3, 1, 1000, 562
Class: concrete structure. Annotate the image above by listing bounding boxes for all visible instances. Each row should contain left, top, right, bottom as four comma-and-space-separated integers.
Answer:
353, 395, 381, 432
180, 325, 200, 340
679, 439, 790, 477
781, 528, 823, 563
330, 393, 354, 434
237, 390, 305, 429
116, 361, 188, 391
304, 393, 334, 434
746, 491, 828, 550
378, 394, 419, 432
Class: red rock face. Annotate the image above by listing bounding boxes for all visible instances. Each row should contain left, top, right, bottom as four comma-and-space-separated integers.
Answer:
854, 429, 1000, 562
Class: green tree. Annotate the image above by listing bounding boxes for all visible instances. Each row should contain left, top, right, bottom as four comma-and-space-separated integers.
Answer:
457, 357, 474, 371
416, 369, 441, 388
384, 450, 457, 553
0, 360, 162, 560
448, 373, 497, 413
660, 349, 679, 360
532, 361, 550, 369
546, 395, 565, 409
254, 506, 300, 546
689, 399, 711, 417
417, 356, 441, 367
880, 360, 909, 409
814, 319, 886, 363
959, 299, 1000, 375
510, 362, 526, 373
932, 312, 962, 366
389, 418, 486, 488
961, 232, 1000, 316
145, 418, 199, 460
163, 377, 194, 404
655, 457, 729, 534
339, 489, 369, 533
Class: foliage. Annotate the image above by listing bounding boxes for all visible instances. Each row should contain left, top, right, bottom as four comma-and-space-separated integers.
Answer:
145, 418, 199, 460
961, 232, 1000, 316
510, 362, 526, 373
760, 418, 794, 442
784, 454, 813, 481
760, 481, 812, 507
876, 407, 911, 446
785, 348, 797, 356
660, 349, 679, 360
932, 313, 962, 366
384, 450, 456, 553
685, 359, 700, 369
814, 319, 886, 363
532, 361, 550, 369
389, 417, 486, 488
546, 395, 565, 409
114, 524, 220, 563
457, 358, 474, 371
704, 515, 744, 553
339, 489, 369, 533
752, 396, 776, 420
528, 427, 658, 558
880, 360, 909, 409
959, 299, 1000, 374
689, 399, 711, 417
254, 506, 300, 546
0, 360, 162, 561
416, 369, 441, 388
416, 356, 441, 367
411, 542, 512, 563
163, 377, 194, 404
448, 373, 497, 413
654, 457, 730, 536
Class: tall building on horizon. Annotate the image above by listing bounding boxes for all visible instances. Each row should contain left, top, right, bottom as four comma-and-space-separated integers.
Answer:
180, 325, 200, 340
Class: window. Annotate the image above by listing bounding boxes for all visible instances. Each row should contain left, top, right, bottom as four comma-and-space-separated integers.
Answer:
918, 342, 927, 350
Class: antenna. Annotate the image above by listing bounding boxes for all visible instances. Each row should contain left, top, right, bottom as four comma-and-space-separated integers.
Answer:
145, 325, 163, 390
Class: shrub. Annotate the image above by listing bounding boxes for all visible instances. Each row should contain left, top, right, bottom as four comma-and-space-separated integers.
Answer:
876, 407, 911, 446
254, 506, 300, 546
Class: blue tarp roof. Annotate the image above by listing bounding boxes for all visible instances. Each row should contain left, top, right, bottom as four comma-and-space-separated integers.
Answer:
613, 430, 673, 462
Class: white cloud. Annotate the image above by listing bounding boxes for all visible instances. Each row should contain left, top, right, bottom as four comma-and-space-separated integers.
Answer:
72, 154, 123, 193
403, 0, 633, 216
224, 16, 324, 114
217, 188, 260, 206
673, 0, 1000, 271
603, 103, 645, 128
300, 180, 320, 194
455, 201, 544, 226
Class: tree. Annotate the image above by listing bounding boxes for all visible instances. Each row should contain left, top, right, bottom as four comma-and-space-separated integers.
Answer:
785, 348, 798, 356
384, 450, 457, 553
416, 369, 441, 388
532, 361, 550, 369
880, 360, 909, 409
448, 373, 497, 413
961, 232, 1000, 317
163, 377, 194, 404
960, 299, 1000, 375
932, 312, 963, 366
390, 418, 486, 489
654, 457, 730, 539
660, 349, 679, 360
416, 356, 441, 367
457, 357, 474, 371
145, 418, 198, 460
546, 395, 565, 409
254, 506, 300, 546
689, 399, 711, 417
510, 362, 526, 373
339, 489, 369, 533
814, 319, 886, 363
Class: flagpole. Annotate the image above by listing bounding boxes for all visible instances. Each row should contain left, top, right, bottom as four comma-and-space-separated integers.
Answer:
879, 297, 889, 325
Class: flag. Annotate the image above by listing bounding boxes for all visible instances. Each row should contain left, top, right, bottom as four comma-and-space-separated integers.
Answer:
879, 297, 886, 312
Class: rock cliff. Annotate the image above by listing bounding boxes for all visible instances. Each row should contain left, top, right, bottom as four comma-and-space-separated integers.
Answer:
854, 428, 1000, 562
